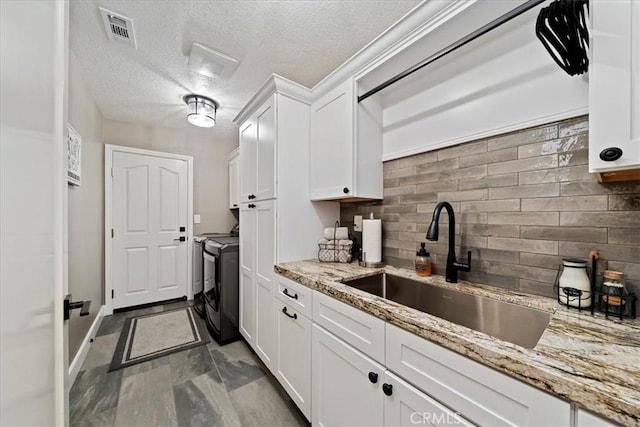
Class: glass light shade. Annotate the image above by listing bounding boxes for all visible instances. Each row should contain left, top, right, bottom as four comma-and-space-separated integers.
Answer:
184, 95, 218, 128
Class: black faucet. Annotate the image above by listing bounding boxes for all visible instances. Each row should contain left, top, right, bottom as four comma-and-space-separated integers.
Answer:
426, 201, 471, 283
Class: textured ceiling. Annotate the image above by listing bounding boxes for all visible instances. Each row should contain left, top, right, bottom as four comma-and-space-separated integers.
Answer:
69, 0, 421, 138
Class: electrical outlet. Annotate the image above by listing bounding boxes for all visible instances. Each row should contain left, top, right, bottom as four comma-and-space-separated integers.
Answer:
354, 215, 363, 232
194, 214, 201, 224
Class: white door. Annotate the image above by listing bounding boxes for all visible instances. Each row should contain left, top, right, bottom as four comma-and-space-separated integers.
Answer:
312, 324, 384, 427
1, 0, 68, 425
310, 79, 354, 200
239, 204, 256, 344
239, 119, 256, 203
254, 199, 276, 368
276, 302, 312, 420
255, 96, 276, 201
111, 151, 189, 309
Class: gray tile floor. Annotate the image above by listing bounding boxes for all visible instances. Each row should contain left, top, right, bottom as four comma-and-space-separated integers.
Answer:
70, 300, 309, 427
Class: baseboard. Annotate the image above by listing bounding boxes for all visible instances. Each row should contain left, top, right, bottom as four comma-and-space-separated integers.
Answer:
68, 305, 106, 388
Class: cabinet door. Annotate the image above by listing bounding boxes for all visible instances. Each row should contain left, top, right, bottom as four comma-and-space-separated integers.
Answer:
228, 154, 240, 209
276, 302, 311, 420
589, 0, 640, 172
255, 96, 276, 201
254, 200, 276, 369
383, 371, 473, 427
240, 119, 256, 202
310, 80, 355, 200
312, 324, 384, 427
239, 204, 256, 344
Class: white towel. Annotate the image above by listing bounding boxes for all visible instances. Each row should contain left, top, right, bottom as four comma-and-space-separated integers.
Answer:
324, 227, 349, 240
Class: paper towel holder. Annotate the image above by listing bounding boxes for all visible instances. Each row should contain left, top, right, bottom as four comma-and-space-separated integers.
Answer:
359, 250, 384, 268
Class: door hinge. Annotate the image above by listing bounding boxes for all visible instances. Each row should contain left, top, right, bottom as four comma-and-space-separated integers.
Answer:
111, 167, 114, 177
111, 289, 114, 299
111, 228, 114, 238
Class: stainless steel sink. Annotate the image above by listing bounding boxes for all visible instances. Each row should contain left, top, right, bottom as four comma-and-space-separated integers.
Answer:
342, 273, 551, 349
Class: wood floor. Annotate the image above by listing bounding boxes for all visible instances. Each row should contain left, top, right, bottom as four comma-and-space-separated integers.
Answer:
69, 300, 309, 427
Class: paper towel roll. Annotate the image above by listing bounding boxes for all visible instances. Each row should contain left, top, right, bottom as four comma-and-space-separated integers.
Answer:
362, 219, 382, 263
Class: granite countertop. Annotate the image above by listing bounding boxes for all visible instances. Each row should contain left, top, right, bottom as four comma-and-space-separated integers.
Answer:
274, 260, 640, 426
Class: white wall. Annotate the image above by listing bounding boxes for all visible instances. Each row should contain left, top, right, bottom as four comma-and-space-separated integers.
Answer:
375, 1, 589, 160
102, 120, 238, 235
67, 51, 105, 360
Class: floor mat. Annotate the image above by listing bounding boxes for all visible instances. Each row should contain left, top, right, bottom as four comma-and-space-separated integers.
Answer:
109, 306, 209, 372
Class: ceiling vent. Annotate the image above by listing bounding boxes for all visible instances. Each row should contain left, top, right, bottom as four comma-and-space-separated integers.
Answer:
188, 43, 239, 80
99, 7, 137, 49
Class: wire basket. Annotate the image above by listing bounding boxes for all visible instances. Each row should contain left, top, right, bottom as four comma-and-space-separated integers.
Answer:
318, 221, 352, 263
318, 241, 353, 263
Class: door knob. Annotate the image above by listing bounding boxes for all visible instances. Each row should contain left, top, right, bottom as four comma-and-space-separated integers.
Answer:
368, 372, 379, 383
173, 236, 186, 242
64, 294, 91, 321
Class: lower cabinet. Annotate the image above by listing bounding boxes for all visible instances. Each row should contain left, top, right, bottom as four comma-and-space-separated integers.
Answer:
275, 301, 312, 419
312, 324, 384, 427
312, 323, 473, 427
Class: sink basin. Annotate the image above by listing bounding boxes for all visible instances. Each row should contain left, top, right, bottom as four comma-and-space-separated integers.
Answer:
342, 273, 551, 349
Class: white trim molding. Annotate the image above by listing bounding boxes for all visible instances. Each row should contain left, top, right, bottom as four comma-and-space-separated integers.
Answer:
68, 305, 106, 388
104, 144, 194, 315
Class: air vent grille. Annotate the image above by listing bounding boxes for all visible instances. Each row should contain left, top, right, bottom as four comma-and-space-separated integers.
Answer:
99, 7, 136, 48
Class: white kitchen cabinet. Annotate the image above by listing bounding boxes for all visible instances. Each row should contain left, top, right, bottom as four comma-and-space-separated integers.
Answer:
275, 300, 312, 420
313, 290, 385, 364
312, 324, 385, 427
575, 408, 618, 427
310, 79, 383, 201
239, 96, 276, 202
275, 274, 313, 319
238, 203, 256, 345
234, 75, 340, 412
227, 148, 240, 209
239, 119, 256, 203
385, 323, 570, 426
383, 370, 473, 427
589, 0, 640, 173
253, 199, 276, 369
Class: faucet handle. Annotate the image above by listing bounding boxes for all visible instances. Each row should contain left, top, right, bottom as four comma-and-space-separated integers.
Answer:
454, 251, 472, 272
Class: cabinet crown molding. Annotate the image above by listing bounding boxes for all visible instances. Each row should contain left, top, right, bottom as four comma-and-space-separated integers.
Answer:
233, 74, 312, 124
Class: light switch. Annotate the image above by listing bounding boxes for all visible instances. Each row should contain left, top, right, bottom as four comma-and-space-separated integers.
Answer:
194, 214, 201, 224
354, 215, 363, 232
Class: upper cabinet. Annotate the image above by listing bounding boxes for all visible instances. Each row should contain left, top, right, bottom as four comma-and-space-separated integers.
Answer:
589, 0, 640, 173
240, 96, 276, 202
228, 148, 240, 209
309, 79, 383, 201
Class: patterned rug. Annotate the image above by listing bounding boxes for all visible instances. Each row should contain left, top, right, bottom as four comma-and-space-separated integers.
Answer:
109, 306, 209, 371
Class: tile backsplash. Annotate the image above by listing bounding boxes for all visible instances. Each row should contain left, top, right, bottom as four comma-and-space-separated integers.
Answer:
341, 115, 640, 301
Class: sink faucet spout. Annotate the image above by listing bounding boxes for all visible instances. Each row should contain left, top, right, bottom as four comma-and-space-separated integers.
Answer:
426, 201, 471, 283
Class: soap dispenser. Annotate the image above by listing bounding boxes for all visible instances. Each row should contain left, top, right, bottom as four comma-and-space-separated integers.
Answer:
415, 242, 431, 276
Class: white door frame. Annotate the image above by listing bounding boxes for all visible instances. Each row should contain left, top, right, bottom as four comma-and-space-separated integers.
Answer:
104, 144, 194, 315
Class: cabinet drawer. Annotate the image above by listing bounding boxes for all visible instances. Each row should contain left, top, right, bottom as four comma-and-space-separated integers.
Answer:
313, 290, 385, 363
275, 274, 313, 319
386, 323, 570, 427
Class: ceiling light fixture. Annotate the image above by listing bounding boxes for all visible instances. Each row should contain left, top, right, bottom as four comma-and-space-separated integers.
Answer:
183, 94, 218, 128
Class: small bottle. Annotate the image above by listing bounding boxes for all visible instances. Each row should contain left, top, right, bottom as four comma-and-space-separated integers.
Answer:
415, 242, 431, 277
